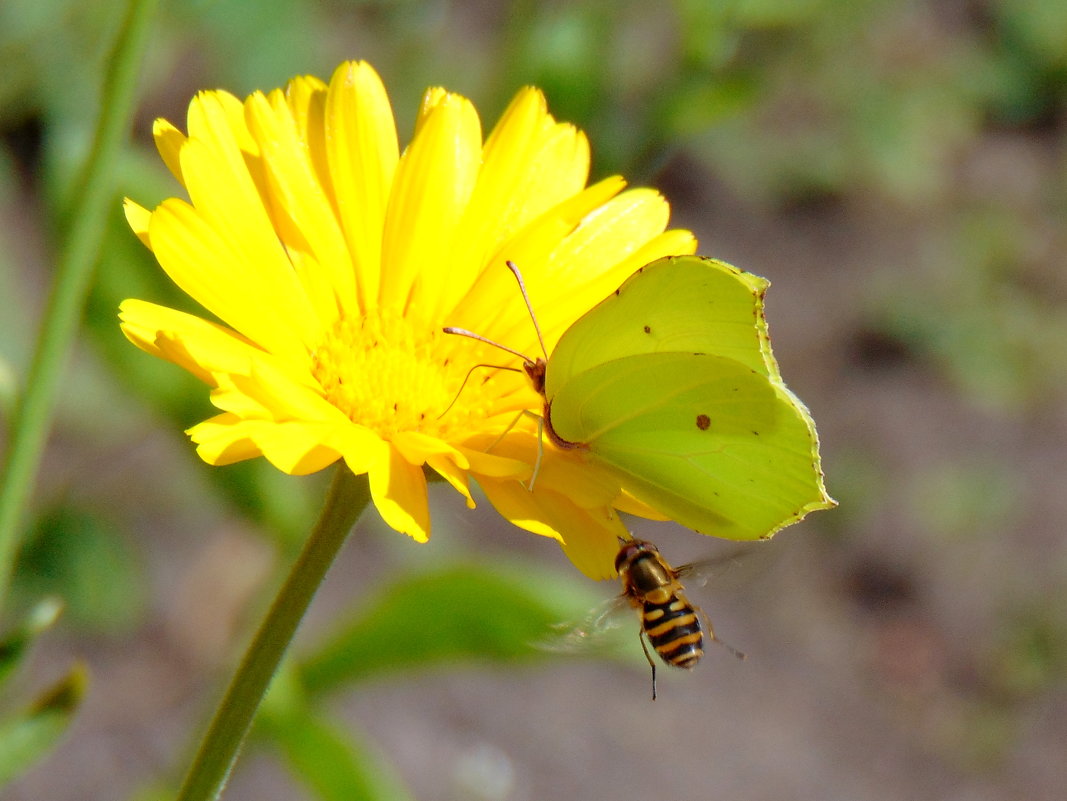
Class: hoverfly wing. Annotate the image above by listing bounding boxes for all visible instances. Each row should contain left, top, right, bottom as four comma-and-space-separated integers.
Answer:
674, 543, 766, 588
533, 595, 631, 655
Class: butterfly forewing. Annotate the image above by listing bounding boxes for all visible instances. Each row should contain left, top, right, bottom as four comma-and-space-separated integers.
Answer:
544, 255, 777, 402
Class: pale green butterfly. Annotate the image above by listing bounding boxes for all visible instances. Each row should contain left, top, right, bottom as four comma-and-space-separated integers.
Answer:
446, 255, 834, 540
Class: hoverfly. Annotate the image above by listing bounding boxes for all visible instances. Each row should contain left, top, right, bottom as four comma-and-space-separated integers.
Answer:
544, 537, 746, 700
616, 538, 745, 700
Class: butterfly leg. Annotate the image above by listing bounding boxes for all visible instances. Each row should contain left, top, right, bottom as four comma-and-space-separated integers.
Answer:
485, 410, 526, 453
527, 412, 544, 491
483, 409, 546, 491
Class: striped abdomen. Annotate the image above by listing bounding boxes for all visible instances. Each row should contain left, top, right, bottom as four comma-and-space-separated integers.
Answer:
642, 595, 704, 669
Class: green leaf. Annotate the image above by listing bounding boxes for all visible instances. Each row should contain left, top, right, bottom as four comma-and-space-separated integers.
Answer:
300, 562, 602, 694
0, 663, 87, 786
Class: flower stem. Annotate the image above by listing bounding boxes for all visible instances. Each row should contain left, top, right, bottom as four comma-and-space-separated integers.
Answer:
0, 0, 159, 614
176, 464, 370, 801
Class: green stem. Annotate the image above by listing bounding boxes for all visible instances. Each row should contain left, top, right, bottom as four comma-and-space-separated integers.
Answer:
0, 0, 159, 614
176, 464, 370, 801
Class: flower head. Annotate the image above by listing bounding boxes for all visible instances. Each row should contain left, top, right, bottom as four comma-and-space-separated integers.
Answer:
121, 61, 695, 578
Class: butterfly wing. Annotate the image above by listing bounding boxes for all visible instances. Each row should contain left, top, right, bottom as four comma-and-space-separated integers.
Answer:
548, 351, 833, 539
544, 255, 780, 401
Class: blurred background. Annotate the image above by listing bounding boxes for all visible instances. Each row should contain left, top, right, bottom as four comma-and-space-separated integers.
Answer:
2, 0, 1067, 799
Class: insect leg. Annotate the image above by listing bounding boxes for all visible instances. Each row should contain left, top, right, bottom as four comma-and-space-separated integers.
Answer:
482, 409, 545, 491
638, 628, 658, 701
699, 607, 746, 661
485, 410, 527, 452
528, 412, 544, 491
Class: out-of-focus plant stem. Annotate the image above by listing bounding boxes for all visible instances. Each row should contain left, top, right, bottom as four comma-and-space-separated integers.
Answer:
0, 0, 160, 614
176, 464, 369, 801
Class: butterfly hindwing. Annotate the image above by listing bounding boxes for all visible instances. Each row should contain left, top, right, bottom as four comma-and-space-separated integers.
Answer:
547, 344, 831, 539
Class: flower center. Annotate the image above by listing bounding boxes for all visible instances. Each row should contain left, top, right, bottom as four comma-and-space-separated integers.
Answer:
311, 310, 525, 441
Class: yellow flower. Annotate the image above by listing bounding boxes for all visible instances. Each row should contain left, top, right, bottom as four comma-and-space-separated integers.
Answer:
121, 61, 695, 578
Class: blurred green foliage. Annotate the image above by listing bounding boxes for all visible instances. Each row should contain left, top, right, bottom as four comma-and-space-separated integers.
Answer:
0, 598, 63, 691
260, 702, 416, 801
0, 666, 86, 785
906, 461, 1019, 543
299, 562, 619, 692
14, 506, 145, 633
2, 0, 1067, 797
252, 559, 619, 801
0, 604, 85, 787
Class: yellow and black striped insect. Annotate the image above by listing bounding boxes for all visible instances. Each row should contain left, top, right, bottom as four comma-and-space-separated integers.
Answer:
615, 538, 744, 699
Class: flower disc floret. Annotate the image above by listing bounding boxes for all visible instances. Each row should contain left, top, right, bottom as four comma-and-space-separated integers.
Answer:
310, 310, 508, 440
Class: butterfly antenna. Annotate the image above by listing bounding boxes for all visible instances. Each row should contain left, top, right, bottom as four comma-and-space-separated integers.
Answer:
506, 260, 548, 359
442, 327, 536, 365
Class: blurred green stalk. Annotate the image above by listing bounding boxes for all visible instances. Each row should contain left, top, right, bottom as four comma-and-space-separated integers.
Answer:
0, 0, 159, 613
176, 464, 369, 801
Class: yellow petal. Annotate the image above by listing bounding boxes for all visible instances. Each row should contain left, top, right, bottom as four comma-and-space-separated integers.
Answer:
187, 413, 263, 465
490, 431, 622, 508
187, 415, 343, 474
180, 98, 326, 345
120, 298, 311, 390
477, 477, 562, 541
612, 491, 669, 521
245, 89, 356, 321
186, 89, 255, 161
335, 424, 387, 476
545, 500, 624, 581
380, 92, 481, 313
426, 453, 475, 508
147, 197, 316, 364
422, 87, 589, 322
252, 422, 344, 474
282, 74, 329, 166
324, 61, 399, 313
445, 176, 627, 340
482, 88, 584, 197
392, 431, 475, 507
456, 444, 531, 480
123, 199, 152, 249
392, 430, 470, 469
414, 87, 450, 133
478, 474, 624, 579
369, 444, 431, 542
260, 424, 344, 474
503, 188, 693, 349
152, 118, 187, 186
213, 364, 340, 424
487, 89, 590, 229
